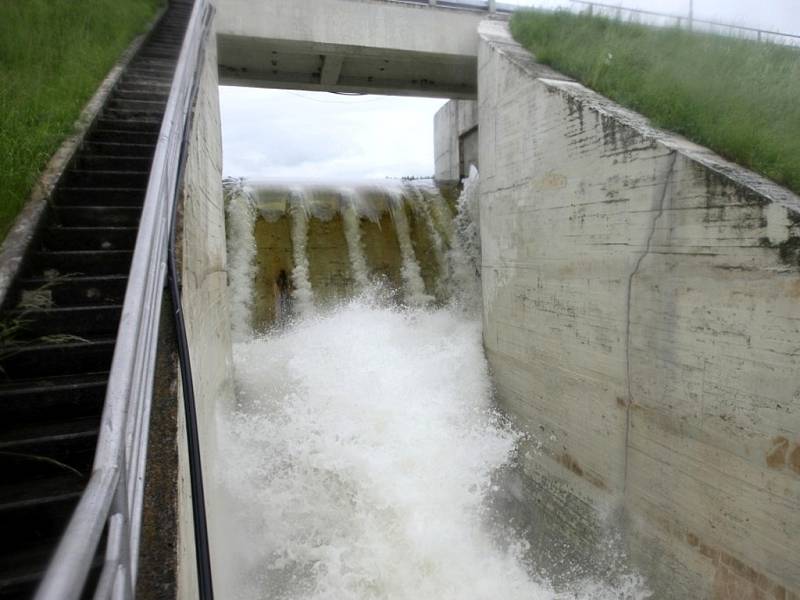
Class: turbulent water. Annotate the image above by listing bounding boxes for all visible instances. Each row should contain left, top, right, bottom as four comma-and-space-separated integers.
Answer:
218, 174, 650, 600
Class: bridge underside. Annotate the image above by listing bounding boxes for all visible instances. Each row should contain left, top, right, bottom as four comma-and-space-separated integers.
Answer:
215, 0, 491, 98
218, 36, 477, 99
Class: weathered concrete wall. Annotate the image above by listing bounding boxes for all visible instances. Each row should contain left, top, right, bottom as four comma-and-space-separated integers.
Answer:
216, 0, 494, 97
477, 20, 800, 598
176, 22, 235, 600
434, 99, 478, 182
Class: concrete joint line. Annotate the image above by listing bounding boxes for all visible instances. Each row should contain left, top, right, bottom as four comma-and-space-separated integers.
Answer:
622, 149, 678, 494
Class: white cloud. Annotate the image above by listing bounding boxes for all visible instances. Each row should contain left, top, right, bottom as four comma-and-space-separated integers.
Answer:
219, 87, 447, 180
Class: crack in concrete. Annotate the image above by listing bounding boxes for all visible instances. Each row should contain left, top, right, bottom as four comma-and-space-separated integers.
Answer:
622, 150, 677, 495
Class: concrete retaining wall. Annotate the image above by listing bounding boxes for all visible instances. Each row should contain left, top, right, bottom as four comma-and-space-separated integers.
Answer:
476, 20, 800, 599
176, 23, 235, 600
434, 99, 478, 182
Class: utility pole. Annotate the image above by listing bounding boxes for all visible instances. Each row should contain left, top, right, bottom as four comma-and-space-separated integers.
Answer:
689, 0, 694, 31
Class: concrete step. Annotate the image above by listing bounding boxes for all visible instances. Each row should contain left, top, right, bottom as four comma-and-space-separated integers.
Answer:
0, 339, 115, 381
87, 127, 159, 145
30, 249, 134, 276
0, 418, 99, 484
12, 275, 128, 308
0, 373, 107, 430
75, 154, 152, 172
43, 226, 138, 252
61, 169, 150, 189
53, 206, 142, 227
4, 305, 123, 340
54, 186, 145, 207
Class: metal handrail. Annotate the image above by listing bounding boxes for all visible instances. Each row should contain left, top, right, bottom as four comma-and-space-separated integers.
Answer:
34, 0, 214, 597
388, 0, 515, 13
570, 0, 800, 44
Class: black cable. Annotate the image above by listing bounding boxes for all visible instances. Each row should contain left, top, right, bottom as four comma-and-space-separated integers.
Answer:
166, 4, 215, 598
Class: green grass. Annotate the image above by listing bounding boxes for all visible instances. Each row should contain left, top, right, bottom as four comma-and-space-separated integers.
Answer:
0, 0, 162, 238
510, 11, 800, 195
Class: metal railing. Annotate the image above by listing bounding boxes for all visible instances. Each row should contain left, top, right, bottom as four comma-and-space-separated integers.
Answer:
34, 0, 214, 597
390, 0, 517, 14
570, 0, 800, 45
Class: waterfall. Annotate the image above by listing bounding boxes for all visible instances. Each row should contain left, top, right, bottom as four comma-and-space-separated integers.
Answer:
224, 178, 257, 342
405, 183, 450, 300
289, 189, 314, 317
340, 188, 371, 292
225, 177, 480, 323
388, 189, 434, 307
219, 175, 651, 600
447, 166, 482, 312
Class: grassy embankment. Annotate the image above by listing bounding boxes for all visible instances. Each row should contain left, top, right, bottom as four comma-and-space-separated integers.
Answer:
0, 0, 162, 238
510, 11, 800, 195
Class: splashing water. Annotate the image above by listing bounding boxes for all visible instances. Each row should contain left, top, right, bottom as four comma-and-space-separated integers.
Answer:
289, 190, 314, 317
225, 178, 258, 342
447, 167, 482, 312
219, 174, 651, 600
340, 189, 371, 292
217, 297, 549, 600
215, 295, 650, 600
388, 190, 434, 308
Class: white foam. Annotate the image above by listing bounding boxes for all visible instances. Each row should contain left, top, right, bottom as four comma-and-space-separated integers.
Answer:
225, 179, 258, 342
217, 298, 553, 600
388, 190, 434, 307
289, 189, 314, 317
446, 167, 483, 313
340, 189, 371, 292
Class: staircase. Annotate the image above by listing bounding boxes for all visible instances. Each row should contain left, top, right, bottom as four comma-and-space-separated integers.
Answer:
0, 2, 192, 597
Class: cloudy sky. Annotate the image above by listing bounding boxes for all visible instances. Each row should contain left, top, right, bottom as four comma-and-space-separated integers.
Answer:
219, 0, 799, 181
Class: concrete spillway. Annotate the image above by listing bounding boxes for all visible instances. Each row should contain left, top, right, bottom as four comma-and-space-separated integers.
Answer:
213, 176, 652, 599
223, 178, 469, 334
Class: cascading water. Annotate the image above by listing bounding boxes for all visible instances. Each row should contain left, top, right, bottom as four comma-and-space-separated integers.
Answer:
340, 189, 371, 293
224, 177, 258, 342
388, 189, 434, 308
219, 176, 650, 599
289, 190, 314, 317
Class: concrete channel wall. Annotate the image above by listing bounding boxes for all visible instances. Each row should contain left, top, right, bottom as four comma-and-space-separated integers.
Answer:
176, 23, 235, 600
434, 99, 479, 182
462, 19, 800, 599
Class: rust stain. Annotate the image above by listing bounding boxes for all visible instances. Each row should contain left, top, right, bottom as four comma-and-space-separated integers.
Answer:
539, 172, 567, 190
556, 452, 607, 490
687, 532, 789, 599
789, 279, 800, 300
766, 437, 789, 469
789, 445, 800, 475
558, 452, 584, 477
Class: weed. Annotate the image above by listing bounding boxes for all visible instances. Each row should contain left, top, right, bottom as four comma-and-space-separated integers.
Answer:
0, 0, 162, 239
510, 10, 800, 195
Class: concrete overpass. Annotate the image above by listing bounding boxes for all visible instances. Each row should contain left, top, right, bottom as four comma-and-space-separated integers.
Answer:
215, 0, 506, 98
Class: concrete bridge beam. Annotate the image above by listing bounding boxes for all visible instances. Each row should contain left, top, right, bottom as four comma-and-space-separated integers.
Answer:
215, 0, 500, 98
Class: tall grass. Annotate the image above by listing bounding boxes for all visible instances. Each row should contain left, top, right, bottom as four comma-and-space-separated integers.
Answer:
0, 0, 162, 238
510, 11, 800, 195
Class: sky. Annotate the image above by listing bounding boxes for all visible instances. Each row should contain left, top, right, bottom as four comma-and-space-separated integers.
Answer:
219, 0, 799, 181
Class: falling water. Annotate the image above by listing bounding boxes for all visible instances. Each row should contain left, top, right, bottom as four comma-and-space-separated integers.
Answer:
405, 183, 450, 300
224, 178, 258, 342
289, 190, 314, 317
446, 166, 482, 311
387, 189, 434, 307
340, 189, 371, 292
220, 176, 650, 599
